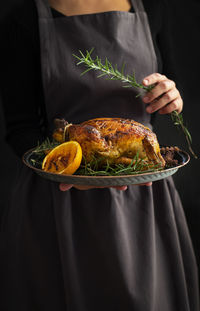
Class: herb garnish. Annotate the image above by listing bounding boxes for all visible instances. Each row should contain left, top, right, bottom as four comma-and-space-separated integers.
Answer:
30, 138, 60, 168
75, 152, 162, 176
33, 138, 60, 154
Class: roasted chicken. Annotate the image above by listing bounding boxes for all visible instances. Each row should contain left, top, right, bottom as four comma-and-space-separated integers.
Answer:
53, 118, 165, 168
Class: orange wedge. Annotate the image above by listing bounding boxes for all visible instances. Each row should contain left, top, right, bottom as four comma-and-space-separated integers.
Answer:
42, 141, 82, 175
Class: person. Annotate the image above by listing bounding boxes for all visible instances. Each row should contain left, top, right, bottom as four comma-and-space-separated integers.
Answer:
0, 0, 199, 310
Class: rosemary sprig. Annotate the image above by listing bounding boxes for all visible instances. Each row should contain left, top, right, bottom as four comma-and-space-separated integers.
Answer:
73, 48, 154, 95
73, 49, 198, 158
30, 138, 61, 167
33, 138, 60, 155
171, 111, 197, 159
75, 153, 162, 176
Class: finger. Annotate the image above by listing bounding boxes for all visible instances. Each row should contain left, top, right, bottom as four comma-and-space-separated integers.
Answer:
73, 185, 114, 190
75, 185, 128, 191
73, 185, 106, 190
159, 98, 183, 114
59, 183, 73, 191
136, 182, 152, 186
143, 79, 176, 104
59, 182, 152, 192
129, 182, 152, 186
143, 73, 167, 86
111, 186, 128, 191
146, 89, 179, 113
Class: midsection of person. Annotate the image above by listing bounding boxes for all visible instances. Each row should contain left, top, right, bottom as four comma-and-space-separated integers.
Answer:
49, 0, 132, 16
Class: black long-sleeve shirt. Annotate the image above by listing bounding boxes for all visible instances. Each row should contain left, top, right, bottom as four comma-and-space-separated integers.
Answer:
0, 0, 178, 157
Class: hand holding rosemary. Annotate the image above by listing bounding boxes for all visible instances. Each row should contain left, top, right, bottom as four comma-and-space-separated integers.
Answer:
73, 48, 198, 159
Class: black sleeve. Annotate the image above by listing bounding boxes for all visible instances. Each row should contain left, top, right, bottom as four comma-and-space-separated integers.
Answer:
143, 0, 183, 93
157, 1, 180, 81
0, 3, 47, 158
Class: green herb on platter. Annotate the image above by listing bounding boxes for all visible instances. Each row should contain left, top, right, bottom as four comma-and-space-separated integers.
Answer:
75, 153, 162, 176
33, 138, 60, 154
30, 138, 61, 168
73, 48, 198, 159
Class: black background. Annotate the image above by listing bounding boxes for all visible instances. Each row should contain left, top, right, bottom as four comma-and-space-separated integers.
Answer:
0, 0, 200, 279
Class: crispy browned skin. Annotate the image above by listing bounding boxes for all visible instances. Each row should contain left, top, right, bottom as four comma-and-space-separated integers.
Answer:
53, 118, 165, 167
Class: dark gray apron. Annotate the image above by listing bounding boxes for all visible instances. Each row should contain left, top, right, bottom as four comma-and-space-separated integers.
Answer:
1, 0, 199, 310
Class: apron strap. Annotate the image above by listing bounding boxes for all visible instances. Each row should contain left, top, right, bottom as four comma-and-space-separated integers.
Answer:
35, 0, 53, 19
131, 0, 145, 12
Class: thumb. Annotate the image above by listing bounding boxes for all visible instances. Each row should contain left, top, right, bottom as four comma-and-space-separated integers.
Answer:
59, 183, 73, 191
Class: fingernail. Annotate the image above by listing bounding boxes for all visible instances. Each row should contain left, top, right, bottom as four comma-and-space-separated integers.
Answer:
146, 106, 152, 113
143, 79, 149, 85
143, 96, 149, 103
121, 186, 128, 191
59, 184, 73, 191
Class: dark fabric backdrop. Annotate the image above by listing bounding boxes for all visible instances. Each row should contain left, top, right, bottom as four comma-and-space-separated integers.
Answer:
0, 0, 200, 279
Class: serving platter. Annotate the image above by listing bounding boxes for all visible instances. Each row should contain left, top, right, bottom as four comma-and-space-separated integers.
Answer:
23, 148, 190, 186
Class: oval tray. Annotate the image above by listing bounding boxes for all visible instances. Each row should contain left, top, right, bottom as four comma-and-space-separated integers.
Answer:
23, 148, 190, 187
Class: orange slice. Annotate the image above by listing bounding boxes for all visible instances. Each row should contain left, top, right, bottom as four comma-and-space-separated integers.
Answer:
42, 141, 82, 175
